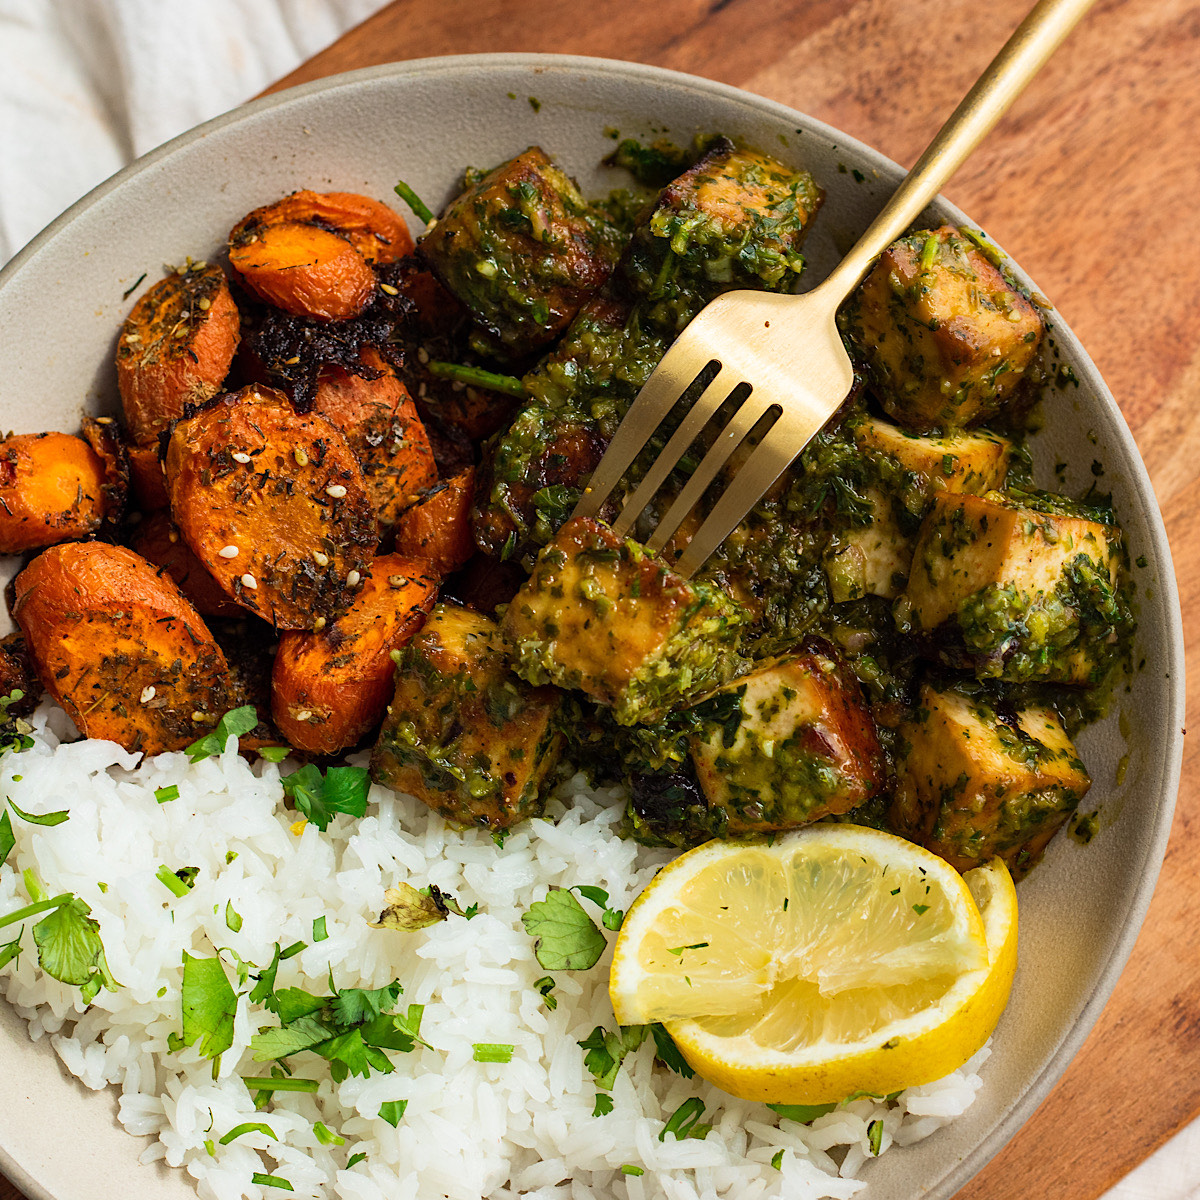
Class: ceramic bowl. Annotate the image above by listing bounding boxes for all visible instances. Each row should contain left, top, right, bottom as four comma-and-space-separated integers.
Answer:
0, 54, 1184, 1200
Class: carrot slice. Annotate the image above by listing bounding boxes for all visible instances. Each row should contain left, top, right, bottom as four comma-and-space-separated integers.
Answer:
164, 384, 378, 629
130, 511, 244, 618
116, 263, 240, 444
0, 431, 108, 554
272, 554, 438, 754
229, 221, 375, 321
234, 190, 415, 265
312, 348, 437, 526
13, 542, 232, 756
127, 442, 170, 511
393, 467, 477, 576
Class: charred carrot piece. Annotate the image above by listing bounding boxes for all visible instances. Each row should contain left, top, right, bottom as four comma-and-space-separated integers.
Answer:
127, 441, 170, 512
164, 385, 378, 630
234, 190, 415, 265
13, 542, 233, 756
0, 431, 108, 554
81, 416, 130, 530
228, 221, 376, 321
130, 511, 245, 619
116, 262, 240, 445
312, 347, 437, 527
393, 467, 477, 576
271, 554, 438, 755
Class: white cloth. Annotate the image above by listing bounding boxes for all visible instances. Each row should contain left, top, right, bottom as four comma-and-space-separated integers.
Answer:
0, 0, 386, 264
0, 5, 1194, 1200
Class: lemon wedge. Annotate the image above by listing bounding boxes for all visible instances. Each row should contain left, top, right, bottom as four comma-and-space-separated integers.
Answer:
609, 826, 1017, 1104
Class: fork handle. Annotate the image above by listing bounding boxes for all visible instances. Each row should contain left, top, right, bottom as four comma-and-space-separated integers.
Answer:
817, 0, 1095, 303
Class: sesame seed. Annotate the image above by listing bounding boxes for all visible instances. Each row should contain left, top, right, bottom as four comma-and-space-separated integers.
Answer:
232, 451, 251, 464
346, 570, 361, 587
124, 333, 141, 343
388, 575, 406, 588
379, 283, 399, 295
139, 686, 156, 704
285, 356, 301, 365
312, 551, 330, 567
325, 485, 347, 499
95, 416, 114, 425
312, 617, 326, 632
191, 710, 209, 723
241, 573, 258, 589
167, 529, 179, 544
218, 545, 239, 559
294, 448, 309, 467
417, 347, 430, 364
296, 710, 313, 722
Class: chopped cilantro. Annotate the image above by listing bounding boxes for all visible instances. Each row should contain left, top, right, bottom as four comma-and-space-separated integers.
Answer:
279, 940, 306, 960
0, 932, 21, 970
257, 746, 289, 763
181, 952, 236, 1065
218, 1122, 276, 1145
533, 975, 557, 1010
579, 1024, 647, 1090
251, 1173, 292, 1191
660, 1097, 709, 1142
312, 916, 328, 942
0, 811, 12, 866
571, 885, 624, 931
912, 903, 930, 915
621, 1164, 644, 1176
280, 764, 369, 831
313, 1121, 344, 1146
768, 1101, 838, 1123
154, 785, 180, 804
32, 895, 118, 997
521, 887, 606, 970
649, 1023, 694, 1078
185, 706, 258, 763
771, 1149, 784, 1170
868, 1118, 884, 1155
346, 1152, 367, 1168
7, 797, 68, 826
666, 942, 708, 955
378, 1099, 408, 1127
592, 1093, 614, 1117
473, 1043, 515, 1063
240, 1077, 319, 1094
225, 902, 242, 933
156, 865, 194, 898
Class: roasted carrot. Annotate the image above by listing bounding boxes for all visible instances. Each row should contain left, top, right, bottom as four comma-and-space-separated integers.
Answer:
392, 466, 476, 576
164, 384, 378, 629
13, 542, 232, 756
228, 221, 376, 321
0, 431, 108, 554
312, 347, 437, 526
116, 262, 240, 445
130, 511, 244, 618
127, 442, 170, 511
233, 190, 415, 265
81, 416, 130, 529
271, 553, 438, 755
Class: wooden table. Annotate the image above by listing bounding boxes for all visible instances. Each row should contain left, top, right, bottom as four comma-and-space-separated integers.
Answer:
269, 2, 1199, 1197
1, 3, 1192, 1199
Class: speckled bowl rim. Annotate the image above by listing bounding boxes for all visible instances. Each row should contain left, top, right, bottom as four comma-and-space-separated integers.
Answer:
0, 53, 1185, 1200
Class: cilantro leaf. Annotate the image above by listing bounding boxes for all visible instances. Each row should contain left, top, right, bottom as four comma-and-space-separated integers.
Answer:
378, 1099, 408, 1128
650, 1023, 694, 1078
280, 764, 369, 831
33, 897, 113, 990
346, 1152, 367, 1168
768, 1101, 838, 1123
155, 785, 179, 804
251, 1173, 292, 1191
0, 811, 13, 865
621, 1164, 644, 1176
331, 981, 402, 1027
313, 1121, 344, 1146
8, 797, 68, 826
225, 902, 243, 933
185, 706, 258, 763
257, 746, 289, 763
181, 952, 237, 1060
271, 988, 327, 1024
533, 976, 557, 1010
359, 1012, 417, 1053
592, 1093, 614, 1117
771, 1149, 784, 1170
250, 943, 282, 1007
868, 1118, 884, 1156
250, 1014, 333, 1063
314, 1027, 391, 1080
572, 885, 624, 933
521, 887, 606, 970
0, 932, 21, 969
312, 916, 328, 942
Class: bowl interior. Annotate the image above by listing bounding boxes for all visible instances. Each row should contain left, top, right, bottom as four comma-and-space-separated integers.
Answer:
0, 55, 1183, 1200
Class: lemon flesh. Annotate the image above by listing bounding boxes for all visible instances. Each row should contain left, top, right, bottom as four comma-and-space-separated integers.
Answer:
609, 826, 1017, 1104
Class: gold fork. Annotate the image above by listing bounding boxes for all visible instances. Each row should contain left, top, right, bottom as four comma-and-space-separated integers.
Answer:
571, 0, 1095, 578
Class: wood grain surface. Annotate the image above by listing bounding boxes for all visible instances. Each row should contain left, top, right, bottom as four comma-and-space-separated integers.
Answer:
0, 3, 1191, 1200
269, 2, 1200, 1198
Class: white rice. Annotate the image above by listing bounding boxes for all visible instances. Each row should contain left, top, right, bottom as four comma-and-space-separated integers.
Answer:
0, 700, 989, 1199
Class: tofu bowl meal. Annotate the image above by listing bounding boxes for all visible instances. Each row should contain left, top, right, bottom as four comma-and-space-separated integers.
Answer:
0, 54, 1183, 1200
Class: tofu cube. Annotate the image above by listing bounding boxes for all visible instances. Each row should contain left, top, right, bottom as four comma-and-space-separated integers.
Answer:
891, 682, 1091, 877
839, 226, 1044, 431
419, 147, 621, 357
826, 417, 1014, 601
371, 603, 565, 830
501, 516, 749, 725
903, 491, 1129, 684
688, 639, 885, 834
624, 138, 823, 332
